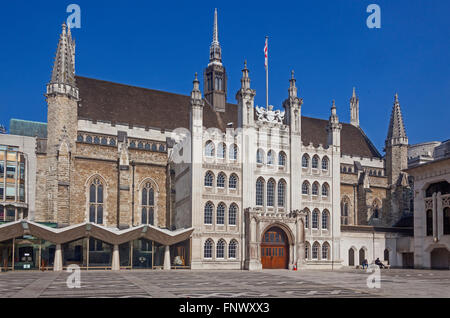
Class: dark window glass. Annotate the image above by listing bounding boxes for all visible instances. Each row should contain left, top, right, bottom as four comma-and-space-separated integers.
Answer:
426, 210, 433, 236
90, 185, 96, 203
97, 185, 103, 203
142, 208, 147, 225
89, 205, 95, 223
142, 188, 147, 206
444, 208, 450, 235
97, 206, 103, 224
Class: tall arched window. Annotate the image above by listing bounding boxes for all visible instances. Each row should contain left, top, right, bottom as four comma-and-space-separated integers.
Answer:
304, 209, 310, 228
217, 203, 226, 225
444, 207, 450, 235
204, 171, 214, 187
302, 181, 310, 195
217, 143, 226, 159
229, 240, 238, 259
312, 156, 319, 169
278, 152, 286, 167
322, 243, 330, 260
322, 210, 329, 230
312, 210, 319, 229
267, 150, 275, 165
312, 182, 319, 196
217, 240, 226, 259
205, 141, 215, 157
229, 144, 238, 161
278, 180, 286, 207
204, 202, 213, 225
217, 172, 226, 188
256, 178, 265, 206
229, 204, 237, 225
141, 182, 155, 225
305, 242, 310, 260
312, 242, 320, 259
267, 179, 275, 207
204, 239, 213, 259
229, 174, 238, 190
341, 198, 350, 225
322, 183, 329, 197
302, 155, 309, 168
426, 210, 433, 236
322, 156, 329, 171
89, 178, 104, 224
372, 200, 380, 219
257, 149, 264, 164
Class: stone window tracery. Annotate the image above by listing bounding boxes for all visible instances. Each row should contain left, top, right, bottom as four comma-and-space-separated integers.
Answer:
141, 182, 155, 225
204, 202, 213, 225
89, 178, 104, 224
204, 239, 213, 259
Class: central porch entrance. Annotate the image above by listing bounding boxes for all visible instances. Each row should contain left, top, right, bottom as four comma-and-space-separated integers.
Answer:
261, 227, 289, 269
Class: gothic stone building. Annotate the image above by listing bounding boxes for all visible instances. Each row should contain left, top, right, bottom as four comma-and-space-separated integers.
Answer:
0, 11, 415, 271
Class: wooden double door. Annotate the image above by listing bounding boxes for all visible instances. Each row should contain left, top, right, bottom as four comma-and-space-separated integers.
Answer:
261, 227, 289, 269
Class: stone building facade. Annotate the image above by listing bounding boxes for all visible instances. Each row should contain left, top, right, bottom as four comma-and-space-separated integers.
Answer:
0, 10, 417, 271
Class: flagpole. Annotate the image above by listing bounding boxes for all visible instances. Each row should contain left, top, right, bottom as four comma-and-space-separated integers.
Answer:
265, 36, 269, 110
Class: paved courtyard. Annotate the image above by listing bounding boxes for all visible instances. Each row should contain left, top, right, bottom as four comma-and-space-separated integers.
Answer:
0, 268, 449, 298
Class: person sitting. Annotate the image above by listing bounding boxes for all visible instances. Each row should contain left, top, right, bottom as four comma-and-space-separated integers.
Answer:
361, 259, 368, 269
375, 258, 385, 268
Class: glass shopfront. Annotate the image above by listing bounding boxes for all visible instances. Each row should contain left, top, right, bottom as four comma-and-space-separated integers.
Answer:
171, 240, 191, 268
88, 238, 112, 269
132, 239, 153, 269
63, 238, 87, 268
14, 236, 40, 270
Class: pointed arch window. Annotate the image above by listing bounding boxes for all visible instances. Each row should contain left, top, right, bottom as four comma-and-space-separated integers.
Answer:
322, 243, 330, 260
322, 156, 329, 170
204, 239, 213, 259
322, 210, 329, 230
341, 199, 350, 225
141, 182, 155, 225
205, 141, 215, 157
204, 202, 213, 225
230, 144, 238, 161
89, 178, 104, 224
204, 171, 214, 187
302, 181, 310, 195
217, 143, 226, 159
217, 172, 226, 188
312, 242, 320, 259
229, 240, 238, 259
322, 183, 329, 197
372, 201, 380, 219
257, 149, 264, 164
278, 180, 286, 207
267, 179, 275, 207
217, 203, 226, 225
302, 155, 309, 168
312, 156, 319, 169
278, 152, 286, 167
312, 182, 319, 196
256, 178, 265, 206
305, 242, 310, 260
312, 210, 319, 229
217, 240, 226, 259
229, 204, 237, 225
229, 174, 238, 190
304, 210, 310, 228
267, 151, 275, 165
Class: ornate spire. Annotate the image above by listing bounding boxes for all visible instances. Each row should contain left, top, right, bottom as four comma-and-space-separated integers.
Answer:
329, 100, 339, 124
350, 87, 359, 127
50, 23, 76, 86
240, 60, 250, 90
288, 70, 297, 98
386, 93, 408, 146
209, 8, 222, 65
191, 73, 204, 107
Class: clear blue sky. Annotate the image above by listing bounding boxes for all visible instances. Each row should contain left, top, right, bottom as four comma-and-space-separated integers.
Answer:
0, 0, 449, 152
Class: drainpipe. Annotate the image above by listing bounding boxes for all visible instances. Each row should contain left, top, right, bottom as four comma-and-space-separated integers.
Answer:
131, 161, 136, 227
116, 159, 120, 229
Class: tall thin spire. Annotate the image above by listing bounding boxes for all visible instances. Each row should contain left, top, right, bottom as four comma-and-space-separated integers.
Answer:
50, 22, 76, 87
209, 8, 222, 65
350, 87, 360, 127
386, 93, 408, 146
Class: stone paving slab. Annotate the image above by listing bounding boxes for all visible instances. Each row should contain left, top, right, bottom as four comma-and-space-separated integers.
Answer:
0, 269, 449, 298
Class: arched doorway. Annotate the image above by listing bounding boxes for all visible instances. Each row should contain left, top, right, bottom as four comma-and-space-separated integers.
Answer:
348, 248, 355, 266
431, 248, 450, 269
359, 248, 366, 265
261, 227, 289, 269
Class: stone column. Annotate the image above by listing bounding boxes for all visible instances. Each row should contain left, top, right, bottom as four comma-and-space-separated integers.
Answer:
54, 244, 63, 272
112, 244, 120, 271
163, 245, 171, 270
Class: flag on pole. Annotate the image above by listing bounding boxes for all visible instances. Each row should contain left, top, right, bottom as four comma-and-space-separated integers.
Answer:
264, 37, 268, 68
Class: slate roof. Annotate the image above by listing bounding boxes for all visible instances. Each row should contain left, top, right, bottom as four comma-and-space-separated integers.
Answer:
10, 119, 47, 138
76, 76, 382, 159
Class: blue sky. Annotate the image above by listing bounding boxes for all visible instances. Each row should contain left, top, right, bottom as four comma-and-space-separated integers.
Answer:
0, 0, 448, 152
